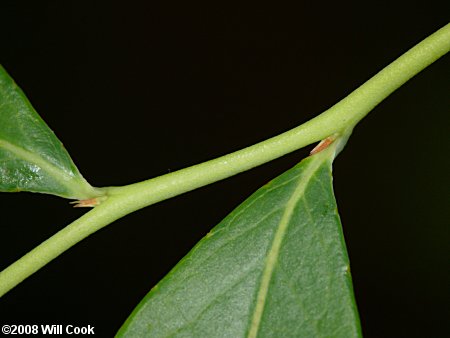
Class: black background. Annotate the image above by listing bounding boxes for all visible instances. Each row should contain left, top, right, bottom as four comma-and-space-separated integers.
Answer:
0, 1, 449, 337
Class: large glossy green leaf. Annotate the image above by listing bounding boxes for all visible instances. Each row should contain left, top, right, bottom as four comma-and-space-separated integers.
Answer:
118, 141, 361, 337
0, 65, 100, 199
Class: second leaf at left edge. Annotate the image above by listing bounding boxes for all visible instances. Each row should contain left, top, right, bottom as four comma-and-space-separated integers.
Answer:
0, 65, 101, 200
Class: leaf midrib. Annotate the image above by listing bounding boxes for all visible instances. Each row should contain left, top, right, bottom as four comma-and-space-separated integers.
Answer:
247, 155, 325, 338
0, 138, 82, 193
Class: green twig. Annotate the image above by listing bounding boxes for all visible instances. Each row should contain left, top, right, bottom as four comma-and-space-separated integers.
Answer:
1, 23, 449, 297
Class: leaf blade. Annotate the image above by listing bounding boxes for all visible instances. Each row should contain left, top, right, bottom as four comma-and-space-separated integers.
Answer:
118, 142, 361, 337
0, 65, 99, 199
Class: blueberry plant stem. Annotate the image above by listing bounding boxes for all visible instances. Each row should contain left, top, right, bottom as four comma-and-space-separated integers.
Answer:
0, 23, 449, 297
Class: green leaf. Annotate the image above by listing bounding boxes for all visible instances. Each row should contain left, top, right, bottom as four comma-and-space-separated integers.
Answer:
0, 65, 100, 200
117, 140, 361, 337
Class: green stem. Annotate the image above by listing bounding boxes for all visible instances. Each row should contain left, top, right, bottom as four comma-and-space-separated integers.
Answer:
1, 23, 449, 298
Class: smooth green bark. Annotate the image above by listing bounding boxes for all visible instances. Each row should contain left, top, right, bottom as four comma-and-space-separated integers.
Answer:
0, 23, 449, 298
